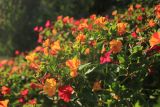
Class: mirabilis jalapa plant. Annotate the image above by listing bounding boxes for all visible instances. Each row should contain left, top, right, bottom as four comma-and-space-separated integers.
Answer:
0, 3, 160, 107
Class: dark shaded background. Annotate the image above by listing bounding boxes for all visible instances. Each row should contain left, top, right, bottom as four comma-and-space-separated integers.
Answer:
0, 0, 156, 56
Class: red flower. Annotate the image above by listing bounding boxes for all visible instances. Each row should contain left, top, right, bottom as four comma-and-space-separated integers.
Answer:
20, 89, 29, 97
58, 85, 73, 102
100, 50, 112, 64
131, 32, 137, 38
1, 86, 10, 95
137, 15, 143, 21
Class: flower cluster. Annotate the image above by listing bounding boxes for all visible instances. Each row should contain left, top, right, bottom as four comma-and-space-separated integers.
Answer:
0, 3, 160, 107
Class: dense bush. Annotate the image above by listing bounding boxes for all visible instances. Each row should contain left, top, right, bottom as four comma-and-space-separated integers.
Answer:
0, 0, 134, 56
0, 2, 160, 107
0, 0, 94, 56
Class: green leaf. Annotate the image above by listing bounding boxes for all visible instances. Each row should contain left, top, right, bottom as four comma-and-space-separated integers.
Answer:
78, 63, 91, 71
117, 55, 125, 64
134, 101, 141, 107
85, 67, 96, 75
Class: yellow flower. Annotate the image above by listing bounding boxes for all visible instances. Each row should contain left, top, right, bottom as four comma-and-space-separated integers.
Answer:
43, 78, 57, 97
92, 81, 102, 91
0, 99, 9, 107
149, 32, 160, 47
117, 23, 127, 35
66, 58, 80, 78
110, 39, 122, 53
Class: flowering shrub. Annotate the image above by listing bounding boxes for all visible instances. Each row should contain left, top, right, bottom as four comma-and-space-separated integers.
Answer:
0, 3, 160, 107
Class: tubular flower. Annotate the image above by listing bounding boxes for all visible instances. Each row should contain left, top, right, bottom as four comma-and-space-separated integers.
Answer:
117, 23, 127, 35
76, 33, 86, 42
66, 58, 80, 78
84, 48, 90, 55
78, 23, 88, 30
52, 29, 57, 36
148, 19, 156, 27
94, 17, 106, 26
58, 85, 73, 102
92, 81, 102, 91
1, 86, 10, 95
155, 4, 160, 19
43, 78, 57, 97
128, 5, 134, 12
25, 52, 37, 62
43, 39, 50, 47
149, 32, 160, 47
110, 39, 122, 53
20, 89, 29, 97
100, 50, 112, 64
0, 99, 9, 107
51, 40, 61, 52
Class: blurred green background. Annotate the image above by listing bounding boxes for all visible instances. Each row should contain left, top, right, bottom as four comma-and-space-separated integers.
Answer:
0, 0, 156, 56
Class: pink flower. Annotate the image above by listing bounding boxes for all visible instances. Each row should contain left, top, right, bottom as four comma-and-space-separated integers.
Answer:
39, 26, 43, 32
15, 50, 20, 55
58, 85, 73, 102
131, 32, 137, 38
45, 20, 51, 28
34, 26, 39, 32
100, 50, 112, 64
18, 97, 25, 103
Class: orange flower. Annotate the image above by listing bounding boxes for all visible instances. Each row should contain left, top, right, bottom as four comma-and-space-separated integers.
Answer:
148, 19, 156, 27
66, 58, 80, 78
78, 23, 88, 30
117, 23, 127, 35
149, 32, 160, 47
128, 5, 134, 11
25, 53, 37, 62
136, 28, 141, 33
135, 4, 141, 9
43, 39, 50, 47
43, 47, 49, 56
51, 40, 61, 52
0, 99, 9, 107
84, 48, 90, 55
94, 17, 106, 26
43, 78, 57, 97
112, 10, 117, 16
52, 29, 57, 36
76, 33, 86, 42
101, 46, 106, 54
92, 81, 102, 91
155, 4, 160, 19
29, 62, 39, 71
110, 39, 122, 53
